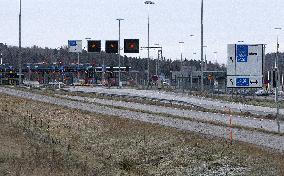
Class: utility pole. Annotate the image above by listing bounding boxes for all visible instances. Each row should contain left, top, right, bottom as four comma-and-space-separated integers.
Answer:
201, 0, 204, 91
276, 35, 280, 132
145, 1, 155, 87
274, 27, 281, 132
117, 18, 124, 88
19, 0, 22, 85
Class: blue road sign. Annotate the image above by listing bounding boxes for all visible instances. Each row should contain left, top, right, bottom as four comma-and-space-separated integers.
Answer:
236, 78, 249, 87
68, 40, 77, 46
60, 66, 64, 71
236, 45, 248, 62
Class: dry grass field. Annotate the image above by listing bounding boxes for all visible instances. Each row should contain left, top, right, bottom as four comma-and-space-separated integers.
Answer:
0, 93, 284, 175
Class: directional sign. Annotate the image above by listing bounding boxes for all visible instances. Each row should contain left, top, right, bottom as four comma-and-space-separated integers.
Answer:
68, 40, 82, 53
227, 76, 263, 88
236, 78, 249, 87
235, 45, 263, 76
227, 44, 236, 75
236, 45, 248, 62
227, 44, 264, 88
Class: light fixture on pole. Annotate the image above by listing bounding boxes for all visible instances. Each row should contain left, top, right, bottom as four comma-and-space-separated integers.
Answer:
117, 18, 124, 88
179, 41, 184, 70
144, 0, 155, 86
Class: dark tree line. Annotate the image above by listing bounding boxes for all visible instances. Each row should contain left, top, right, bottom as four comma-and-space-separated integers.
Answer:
0, 43, 226, 78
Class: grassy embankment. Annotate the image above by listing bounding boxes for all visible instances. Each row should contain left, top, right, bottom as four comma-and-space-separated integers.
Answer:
0, 93, 284, 175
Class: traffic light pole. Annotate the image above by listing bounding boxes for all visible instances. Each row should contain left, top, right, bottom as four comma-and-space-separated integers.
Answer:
117, 18, 124, 88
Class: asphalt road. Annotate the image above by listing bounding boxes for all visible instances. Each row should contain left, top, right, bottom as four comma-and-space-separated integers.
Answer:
64, 86, 284, 116
56, 94, 284, 133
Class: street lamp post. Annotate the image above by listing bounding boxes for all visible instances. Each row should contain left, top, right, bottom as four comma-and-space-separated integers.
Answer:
274, 27, 282, 132
117, 18, 124, 88
201, 0, 204, 91
179, 41, 184, 71
19, 0, 22, 85
145, 1, 155, 87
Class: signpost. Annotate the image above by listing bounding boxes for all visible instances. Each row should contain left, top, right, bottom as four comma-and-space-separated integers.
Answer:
68, 40, 82, 53
68, 40, 82, 83
227, 44, 265, 88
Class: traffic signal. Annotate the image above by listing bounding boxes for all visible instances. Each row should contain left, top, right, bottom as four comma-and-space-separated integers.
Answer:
105, 40, 118, 53
124, 39, 139, 53
126, 66, 129, 72
88, 40, 101, 53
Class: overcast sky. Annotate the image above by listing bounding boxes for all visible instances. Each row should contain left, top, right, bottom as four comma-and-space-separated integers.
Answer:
0, 0, 284, 64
